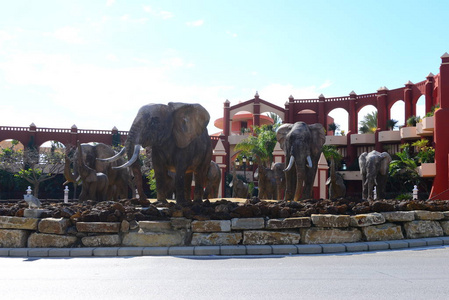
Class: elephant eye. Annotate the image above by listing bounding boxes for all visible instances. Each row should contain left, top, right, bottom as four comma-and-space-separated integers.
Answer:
150, 117, 160, 126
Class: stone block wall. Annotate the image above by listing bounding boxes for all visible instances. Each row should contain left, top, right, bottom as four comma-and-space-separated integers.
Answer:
1, 210, 449, 248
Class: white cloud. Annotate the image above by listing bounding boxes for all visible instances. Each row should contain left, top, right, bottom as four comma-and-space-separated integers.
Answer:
46, 26, 84, 44
226, 30, 237, 38
161, 57, 194, 68
319, 79, 332, 89
106, 54, 118, 62
120, 14, 148, 24
143, 6, 174, 20
186, 20, 204, 27
106, 0, 115, 6
0, 30, 13, 45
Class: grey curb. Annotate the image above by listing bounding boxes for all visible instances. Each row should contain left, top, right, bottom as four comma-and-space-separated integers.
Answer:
0, 238, 448, 257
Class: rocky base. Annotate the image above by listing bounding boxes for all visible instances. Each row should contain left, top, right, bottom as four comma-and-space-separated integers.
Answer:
1, 197, 449, 223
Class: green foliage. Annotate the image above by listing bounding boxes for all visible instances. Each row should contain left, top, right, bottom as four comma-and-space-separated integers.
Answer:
145, 169, 157, 198
386, 119, 398, 130
406, 115, 420, 127
395, 193, 413, 200
412, 139, 435, 163
266, 112, 282, 128
359, 111, 377, 133
322, 145, 342, 167
235, 124, 277, 167
328, 122, 339, 135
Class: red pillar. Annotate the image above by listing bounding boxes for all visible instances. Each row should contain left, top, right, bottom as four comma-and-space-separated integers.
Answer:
430, 53, 449, 199
425, 73, 435, 113
375, 87, 388, 152
288, 95, 294, 123
253, 92, 260, 128
346, 91, 357, 166
404, 81, 413, 123
284, 99, 290, 123
223, 100, 231, 173
318, 94, 326, 127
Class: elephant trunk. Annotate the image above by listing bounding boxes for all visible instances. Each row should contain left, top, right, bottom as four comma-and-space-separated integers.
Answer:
64, 156, 77, 183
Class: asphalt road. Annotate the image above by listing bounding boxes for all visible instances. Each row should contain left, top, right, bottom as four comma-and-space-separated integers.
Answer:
2, 246, 449, 300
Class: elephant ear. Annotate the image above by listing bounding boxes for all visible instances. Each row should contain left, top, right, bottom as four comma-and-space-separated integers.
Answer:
170, 103, 210, 149
379, 152, 392, 175
359, 152, 368, 176
308, 123, 326, 155
276, 123, 293, 151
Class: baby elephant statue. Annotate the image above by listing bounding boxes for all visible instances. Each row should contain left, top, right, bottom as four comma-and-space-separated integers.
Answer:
74, 141, 109, 202
359, 150, 392, 200
254, 165, 277, 200
325, 158, 345, 200
203, 161, 222, 199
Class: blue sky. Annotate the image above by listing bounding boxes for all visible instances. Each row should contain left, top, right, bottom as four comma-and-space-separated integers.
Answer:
1, 0, 448, 136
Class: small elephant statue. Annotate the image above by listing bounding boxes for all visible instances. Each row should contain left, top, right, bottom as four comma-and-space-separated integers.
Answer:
203, 161, 222, 199
254, 165, 277, 200
271, 162, 286, 200
100, 102, 212, 204
73, 141, 109, 202
325, 157, 346, 200
359, 150, 392, 200
276, 122, 326, 201
64, 142, 131, 200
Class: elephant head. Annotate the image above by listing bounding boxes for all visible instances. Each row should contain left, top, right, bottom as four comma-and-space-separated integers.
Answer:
100, 102, 212, 204
359, 150, 392, 200
276, 122, 325, 201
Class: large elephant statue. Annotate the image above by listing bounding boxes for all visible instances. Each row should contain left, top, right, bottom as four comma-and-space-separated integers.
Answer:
203, 161, 221, 199
64, 142, 131, 200
70, 141, 109, 202
100, 103, 212, 204
276, 122, 326, 201
359, 150, 392, 200
325, 157, 346, 200
254, 165, 277, 200
271, 162, 285, 200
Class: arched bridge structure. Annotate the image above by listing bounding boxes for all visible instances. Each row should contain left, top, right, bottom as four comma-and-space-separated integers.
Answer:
0, 124, 129, 149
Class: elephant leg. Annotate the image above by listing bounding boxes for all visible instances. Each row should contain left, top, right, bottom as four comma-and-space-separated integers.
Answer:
132, 164, 147, 201
184, 173, 193, 201
193, 171, 206, 201
284, 168, 296, 201
154, 168, 170, 203
175, 167, 189, 204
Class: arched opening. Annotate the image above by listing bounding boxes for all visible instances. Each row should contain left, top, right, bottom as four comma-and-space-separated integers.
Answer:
328, 108, 349, 136
389, 100, 405, 130
415, 95, 426, 118
297, 109, 318, 124
0, 139, 28, 199
358, 105, 378, 133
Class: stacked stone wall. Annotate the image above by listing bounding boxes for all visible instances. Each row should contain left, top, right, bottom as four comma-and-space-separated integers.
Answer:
1, 210, 449, 248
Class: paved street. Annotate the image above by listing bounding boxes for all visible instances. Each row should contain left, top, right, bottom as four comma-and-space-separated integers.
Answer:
2, 246, 449, 300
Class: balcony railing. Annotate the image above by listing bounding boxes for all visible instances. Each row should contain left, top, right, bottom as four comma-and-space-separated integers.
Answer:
378, 130, 401, 143
400, 126, 419, 140
350, 134, 375, 145
325, 135, 347, 146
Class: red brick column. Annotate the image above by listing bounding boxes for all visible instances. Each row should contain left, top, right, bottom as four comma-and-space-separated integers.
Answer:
430, 53, 449, 199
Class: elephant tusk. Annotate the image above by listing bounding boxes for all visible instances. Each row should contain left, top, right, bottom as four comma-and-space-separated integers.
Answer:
307, 156, 312, 168
113, 144, 141, 169
97, 146, 127, 162
284, 155, 295, 172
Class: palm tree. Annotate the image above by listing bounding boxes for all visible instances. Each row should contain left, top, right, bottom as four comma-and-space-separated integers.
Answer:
328, 122, 339, 135
267, 112, 282, 129
359, 111, 377, 133
235, 125, 277, 167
